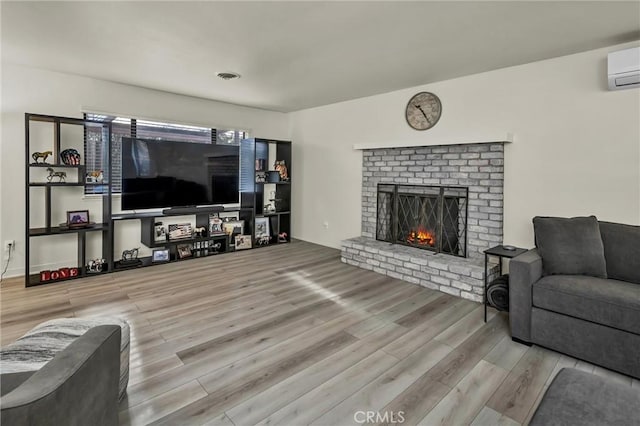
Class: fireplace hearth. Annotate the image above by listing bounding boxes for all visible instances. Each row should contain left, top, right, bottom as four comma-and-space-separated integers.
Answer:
376, 184, 468, 257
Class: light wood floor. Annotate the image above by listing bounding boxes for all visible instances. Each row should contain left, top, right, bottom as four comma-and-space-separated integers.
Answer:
1, 241, 637, 425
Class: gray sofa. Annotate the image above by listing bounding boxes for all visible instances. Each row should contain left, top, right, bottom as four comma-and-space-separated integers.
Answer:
1, 325, 121, 426
510, 217, 640, 379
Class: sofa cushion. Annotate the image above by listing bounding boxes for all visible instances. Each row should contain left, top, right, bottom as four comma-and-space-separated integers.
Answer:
533, 216, 607, 278
599, 221, 640, 285
533, 275, 640, 334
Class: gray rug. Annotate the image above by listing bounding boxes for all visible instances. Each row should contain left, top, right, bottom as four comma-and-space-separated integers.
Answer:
531, 368, 640, 426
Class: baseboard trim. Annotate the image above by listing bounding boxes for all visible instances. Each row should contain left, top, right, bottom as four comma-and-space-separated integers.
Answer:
512, 336, 532, 346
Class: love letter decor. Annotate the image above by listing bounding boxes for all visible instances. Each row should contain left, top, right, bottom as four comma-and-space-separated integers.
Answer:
40, 267, 79, 282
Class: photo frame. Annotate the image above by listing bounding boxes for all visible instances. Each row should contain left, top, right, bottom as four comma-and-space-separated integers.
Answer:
176, 244, 192, 259
66, 210, 90, 228
255, 217, 270, 238
154, 222, 167, 243
152, 248, 170, 263
223, 220, 244, 236
235, 235, 252, 250
168, 223, 192, 240
209, 215, 225, 235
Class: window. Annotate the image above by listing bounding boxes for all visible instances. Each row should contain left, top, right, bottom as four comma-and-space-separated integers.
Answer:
84, 113, 247, 194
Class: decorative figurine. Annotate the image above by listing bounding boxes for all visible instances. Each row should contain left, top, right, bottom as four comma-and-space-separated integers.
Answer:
32, 151, 53, 164
46, 167, 67, 182
274, 160, 289, 181
87, 258, 106, 273
211, 242, 222, 253
278, 232, 288, 243
268, 190, 283, 212
256, 172, 267, 183
85, 170, 104, 183
122, 248, 139, 262
257, 235, 271, 246
154, 222, 167, 243
60, 148, 81, 165
194, 226, 207, 237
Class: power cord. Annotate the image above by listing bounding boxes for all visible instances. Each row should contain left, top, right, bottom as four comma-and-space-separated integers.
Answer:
0, 243, 13, 284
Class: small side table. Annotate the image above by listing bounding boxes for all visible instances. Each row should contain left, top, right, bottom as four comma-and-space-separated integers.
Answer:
484, 245, 527, 322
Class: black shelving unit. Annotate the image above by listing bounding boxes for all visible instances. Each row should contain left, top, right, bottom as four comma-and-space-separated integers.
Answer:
25, 113, 112, 287
241, 138, 292, 246
24, 113, 292, 286
111, 206, 253, 267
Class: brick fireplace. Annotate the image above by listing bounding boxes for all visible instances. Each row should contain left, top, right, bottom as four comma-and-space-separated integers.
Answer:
341, 142, 506, 302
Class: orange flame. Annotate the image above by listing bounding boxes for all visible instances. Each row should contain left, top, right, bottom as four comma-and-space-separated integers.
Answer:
407, 227, 435, 246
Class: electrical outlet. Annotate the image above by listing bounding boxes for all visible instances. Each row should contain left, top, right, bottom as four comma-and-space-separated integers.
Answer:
322, 221, 329, 230
5, 240, 15, 252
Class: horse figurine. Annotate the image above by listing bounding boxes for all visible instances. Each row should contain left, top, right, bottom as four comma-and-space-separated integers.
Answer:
274, 160, 289, 181
32, 151, 53, 164
257, 235, 271, 246
46, 167, 67, 182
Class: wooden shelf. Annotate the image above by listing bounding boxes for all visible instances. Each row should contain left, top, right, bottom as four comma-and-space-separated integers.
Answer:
112, 207, 252, 221
30, 163, 85, 168
149, 235, 228, 248
30, 224, 108, 237
27, 114, 107, 126
258, 211, 290, 217
255, 181, 291, 185
30, 182, 85, 187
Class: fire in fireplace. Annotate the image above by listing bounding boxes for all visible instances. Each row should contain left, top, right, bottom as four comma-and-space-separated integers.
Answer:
407, 227, 435, 246
376, 184, 468, 257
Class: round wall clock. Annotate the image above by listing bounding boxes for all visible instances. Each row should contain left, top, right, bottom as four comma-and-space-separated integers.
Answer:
405, 92, 442, 130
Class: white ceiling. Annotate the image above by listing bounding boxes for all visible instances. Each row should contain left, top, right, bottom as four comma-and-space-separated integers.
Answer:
2, 1, 639, 112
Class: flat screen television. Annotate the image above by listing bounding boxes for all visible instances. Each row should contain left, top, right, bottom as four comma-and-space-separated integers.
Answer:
121, 137, 240, 210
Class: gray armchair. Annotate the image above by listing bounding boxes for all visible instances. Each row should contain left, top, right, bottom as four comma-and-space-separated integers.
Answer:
1, 325, 121, 426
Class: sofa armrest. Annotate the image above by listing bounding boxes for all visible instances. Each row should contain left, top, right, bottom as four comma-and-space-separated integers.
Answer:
1, 325, 121, 426
509, 248, 543, 342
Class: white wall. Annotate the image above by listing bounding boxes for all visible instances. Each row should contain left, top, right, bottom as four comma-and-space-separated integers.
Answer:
290, 42, 640, 249
1, 63, 290, 277
3, 42, 640, 278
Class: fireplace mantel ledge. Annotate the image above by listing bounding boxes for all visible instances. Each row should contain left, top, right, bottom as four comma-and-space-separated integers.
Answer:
353, 132, 514, 150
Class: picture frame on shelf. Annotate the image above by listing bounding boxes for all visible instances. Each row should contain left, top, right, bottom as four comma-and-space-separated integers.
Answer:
255, 217, 270, 238
235, 235, 252, 250
168, 223, 192, 240
209, 215, 225, 236
66, 210, 90, 228
152, 248, 170, 263
223, 220, 244, 237
176, 244, 192, 259
154, 222, 167, 243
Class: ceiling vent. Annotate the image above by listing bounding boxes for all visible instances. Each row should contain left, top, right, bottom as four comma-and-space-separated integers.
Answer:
608, 47, 640, 90
216, 72, 241, 81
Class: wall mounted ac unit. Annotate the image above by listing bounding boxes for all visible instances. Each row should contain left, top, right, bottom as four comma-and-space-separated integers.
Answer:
608, 47, 640, 90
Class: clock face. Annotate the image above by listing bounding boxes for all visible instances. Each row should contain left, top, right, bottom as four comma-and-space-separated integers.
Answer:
405, 92, 442, 130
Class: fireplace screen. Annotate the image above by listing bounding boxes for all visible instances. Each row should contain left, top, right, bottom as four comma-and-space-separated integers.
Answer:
376, 184, 468, 257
